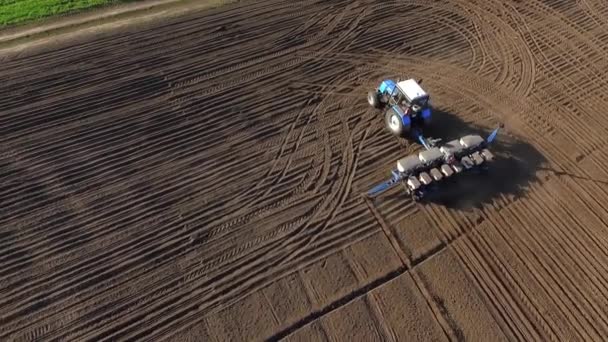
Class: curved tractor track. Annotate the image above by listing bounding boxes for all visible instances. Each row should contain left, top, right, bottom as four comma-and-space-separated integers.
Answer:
2, 0, 608, 340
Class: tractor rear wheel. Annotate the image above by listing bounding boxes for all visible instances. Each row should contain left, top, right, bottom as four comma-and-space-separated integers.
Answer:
367, 91, 381, 108
385, 109, 405, 137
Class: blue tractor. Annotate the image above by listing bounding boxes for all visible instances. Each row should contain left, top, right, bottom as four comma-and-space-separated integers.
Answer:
368, 78, 432, 137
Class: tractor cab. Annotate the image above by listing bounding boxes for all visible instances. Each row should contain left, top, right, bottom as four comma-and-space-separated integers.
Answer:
393, 79, 430, 120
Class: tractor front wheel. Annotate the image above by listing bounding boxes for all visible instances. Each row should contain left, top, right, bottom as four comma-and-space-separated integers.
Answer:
367, 91, 381, 108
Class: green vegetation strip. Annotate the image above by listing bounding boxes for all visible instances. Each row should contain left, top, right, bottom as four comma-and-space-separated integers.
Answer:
0, 0, 136, 27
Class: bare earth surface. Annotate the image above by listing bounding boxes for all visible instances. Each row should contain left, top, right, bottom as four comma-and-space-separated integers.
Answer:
2, 0, 608, 340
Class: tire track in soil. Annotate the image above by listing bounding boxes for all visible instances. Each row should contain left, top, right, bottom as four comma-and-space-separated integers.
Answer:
3, 2, 376, 340
4, 126, 324, 340
4, 28, 446, 340
524, 183, 608, 319
495, 202, 603, 340
363, 197, 460, 341
4, 0, 608, 340
578, 0, 608, 27
2, 69, 342, 278
127, 103, 372, 340
419, 203, 550, 341
515, 0, 608, 141
164, 1, 364, 218
466, 180, 608, 340
483, 196, 592, 340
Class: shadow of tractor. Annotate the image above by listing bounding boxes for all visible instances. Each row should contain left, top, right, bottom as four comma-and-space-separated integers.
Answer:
401, 107, 547, 210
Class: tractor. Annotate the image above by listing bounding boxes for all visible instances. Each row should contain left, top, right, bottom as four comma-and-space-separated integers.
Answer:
367, 78, 432, 137
364, 76, 507, 202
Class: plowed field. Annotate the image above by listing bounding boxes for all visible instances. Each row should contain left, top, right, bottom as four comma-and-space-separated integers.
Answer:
2, 0, 608, 340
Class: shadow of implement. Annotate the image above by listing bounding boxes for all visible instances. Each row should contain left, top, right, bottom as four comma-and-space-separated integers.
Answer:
400, 107, 547, 210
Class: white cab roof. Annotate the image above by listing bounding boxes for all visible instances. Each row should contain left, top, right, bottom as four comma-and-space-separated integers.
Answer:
396, 79, 427, 100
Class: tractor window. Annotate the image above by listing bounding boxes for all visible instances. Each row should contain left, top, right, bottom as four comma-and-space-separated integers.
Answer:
389, 90, 401, 105
393, 89, 404, 102
390, 87, 400, 97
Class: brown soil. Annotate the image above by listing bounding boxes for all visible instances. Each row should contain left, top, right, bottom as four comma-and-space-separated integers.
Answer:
2, 0, 608, 340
